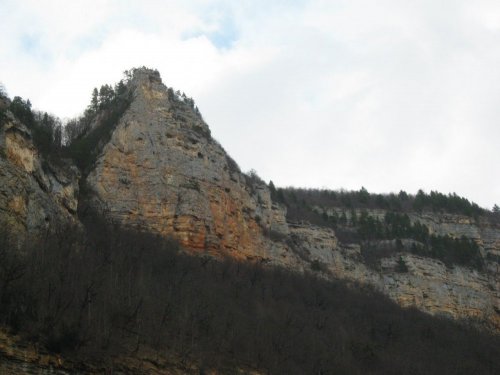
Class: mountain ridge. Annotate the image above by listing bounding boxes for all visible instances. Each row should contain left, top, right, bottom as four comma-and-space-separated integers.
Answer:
1, 67, 499, 333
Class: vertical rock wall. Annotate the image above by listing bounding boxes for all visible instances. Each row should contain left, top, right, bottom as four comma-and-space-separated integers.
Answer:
85, 69, 292, 263
0, 116, 79, 244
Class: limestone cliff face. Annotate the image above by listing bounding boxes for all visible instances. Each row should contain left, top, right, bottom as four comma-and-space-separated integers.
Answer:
83, 68, 499, 331
277, 222, 499, 330
325, 207, 500, 263
311, 208, 500, 330
379, 254, 499, 328
0, 113, 79, 243
85, 69, 292, 263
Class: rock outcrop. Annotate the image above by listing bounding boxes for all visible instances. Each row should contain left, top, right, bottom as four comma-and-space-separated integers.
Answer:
85, 69, 293, 264
282, 222, 500, 330
309, 207, 500, 329
0, 113, 79, 245
324, 207, 500, 265
81, 68, 500, 331
1, 67, 498, 332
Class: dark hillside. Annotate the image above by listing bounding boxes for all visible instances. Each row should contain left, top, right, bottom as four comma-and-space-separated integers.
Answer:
1, 220, 499, 374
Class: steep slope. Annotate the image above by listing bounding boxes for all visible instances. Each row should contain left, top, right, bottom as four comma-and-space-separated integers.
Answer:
81, 68, 499, 331
287, 222, 500, 330
0, 111, 79, 244
1, 67, 497, 332
84, 68, 292, 263
312, 207, 500, 329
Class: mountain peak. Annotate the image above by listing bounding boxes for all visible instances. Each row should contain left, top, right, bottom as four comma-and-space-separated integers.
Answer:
85, 66, 286, 257
129, 66, 162, 84
120, 67, 211, 141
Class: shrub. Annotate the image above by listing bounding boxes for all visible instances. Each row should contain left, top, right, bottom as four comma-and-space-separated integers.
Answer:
396, 256, 409, 273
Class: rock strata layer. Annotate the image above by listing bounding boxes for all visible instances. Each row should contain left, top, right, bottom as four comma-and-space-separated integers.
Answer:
85, 70, 292, 263
83, 69, 499, 331
0, 114, 79, 244
1, 68, 498, 332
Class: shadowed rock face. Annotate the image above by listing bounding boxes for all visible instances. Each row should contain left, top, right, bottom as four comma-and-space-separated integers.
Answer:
0, 115, 79, 243
286, 224, 500, 331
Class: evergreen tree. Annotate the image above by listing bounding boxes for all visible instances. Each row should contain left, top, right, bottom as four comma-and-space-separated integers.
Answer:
115, 80, 127, 97
350, 209, 358, 226
339, 211, 347, 226
398, 190, 409, 201
91, 88, 99, 112
396, 256, 409, 273
358, 186, 369, 204
98, 84, 114, 109
10, 96, 34, 126
269, 180, 278, 202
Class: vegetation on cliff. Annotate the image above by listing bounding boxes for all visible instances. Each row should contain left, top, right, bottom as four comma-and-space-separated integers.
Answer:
2, 68, 205, 174
0, 83, 8, 125
64, 77, 133, 171
276, 186, 488, 218
272, 185, 492, 270
6, 96, 63, 160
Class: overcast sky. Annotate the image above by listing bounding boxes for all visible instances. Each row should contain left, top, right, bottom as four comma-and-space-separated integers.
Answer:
1, 0, 499, 209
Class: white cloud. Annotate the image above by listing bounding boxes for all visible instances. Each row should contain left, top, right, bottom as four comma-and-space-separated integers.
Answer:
0, 0, 498, 209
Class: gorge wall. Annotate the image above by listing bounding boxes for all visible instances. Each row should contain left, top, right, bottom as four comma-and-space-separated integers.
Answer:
1, 68, 498, 332
0, 111, 79, 244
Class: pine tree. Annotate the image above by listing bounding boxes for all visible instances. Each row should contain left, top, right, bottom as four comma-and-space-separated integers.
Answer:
91, 88, 99, 112
269, 180, 278, 202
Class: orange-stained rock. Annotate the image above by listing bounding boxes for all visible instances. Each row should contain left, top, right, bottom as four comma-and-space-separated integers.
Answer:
86, 68, 291, 264
0, 117, 80, 240
84, 68, 500, 332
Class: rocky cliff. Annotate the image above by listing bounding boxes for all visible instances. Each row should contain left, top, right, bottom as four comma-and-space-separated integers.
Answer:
1, 67, 498, 333
84, 69, 293, 264
0, 111, 79, 245
81, 68, 499, 330
286, 220, 499, 331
